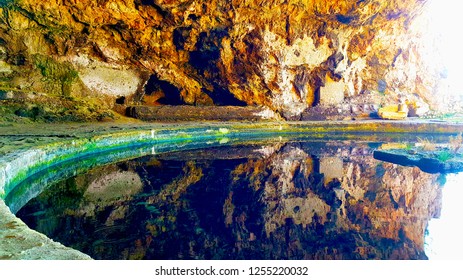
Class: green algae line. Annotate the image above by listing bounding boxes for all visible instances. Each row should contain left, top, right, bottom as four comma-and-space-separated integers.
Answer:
2, 120, 463, 199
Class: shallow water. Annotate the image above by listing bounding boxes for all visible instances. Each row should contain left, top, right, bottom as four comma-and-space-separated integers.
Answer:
13, 140, 462, 260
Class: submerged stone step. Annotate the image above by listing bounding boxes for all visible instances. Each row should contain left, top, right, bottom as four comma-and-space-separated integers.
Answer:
373, 150, 463, 174
126, 105, 279, 121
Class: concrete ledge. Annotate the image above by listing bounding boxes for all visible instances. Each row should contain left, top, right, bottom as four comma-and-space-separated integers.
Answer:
0, 200, 91, 260
126, 105, 279, 121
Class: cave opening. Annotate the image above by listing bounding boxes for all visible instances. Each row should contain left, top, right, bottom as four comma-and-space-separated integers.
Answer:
313, 88, 321, 107
426, 0, 463, 100
144, 74, 185, 105
115, 96, 125, 105
203, 85, 247, 106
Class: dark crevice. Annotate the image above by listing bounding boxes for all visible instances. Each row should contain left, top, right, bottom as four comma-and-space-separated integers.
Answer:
202, 85, 247, 106
115, 96, 126, 105
336, 14, 357, 25
285, 16, 291, 45
392, 48, 403, 67
137, 0, 168, 17
188, 27, 246, 106
326, 52, 344, 72
313, 87, 321, 107
144, 75, 185, 105
189, 28, 229, 72
173, 27, 192, 51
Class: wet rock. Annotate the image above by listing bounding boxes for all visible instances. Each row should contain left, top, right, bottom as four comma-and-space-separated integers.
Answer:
373, 150, 463, 174
0, 200, 91, 260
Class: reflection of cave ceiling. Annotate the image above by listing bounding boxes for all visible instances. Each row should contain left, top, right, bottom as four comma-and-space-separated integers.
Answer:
18, 141, 442, 259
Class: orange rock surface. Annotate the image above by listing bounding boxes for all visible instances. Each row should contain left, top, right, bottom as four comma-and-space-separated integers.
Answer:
0, 0, 456, 119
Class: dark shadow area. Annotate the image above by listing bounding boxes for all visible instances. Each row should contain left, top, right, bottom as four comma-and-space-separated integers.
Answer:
173, 27, 192, 51
202, 85, 247, 106
187, 27, 249, 106
115, 96, 125, 105
189, 29, 227, 72
144, 75, 185, 105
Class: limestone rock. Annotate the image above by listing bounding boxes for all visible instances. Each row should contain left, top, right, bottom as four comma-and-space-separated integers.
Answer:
0, 0, 454, 119
319, 74, 345, 105
407, 98, 430, 117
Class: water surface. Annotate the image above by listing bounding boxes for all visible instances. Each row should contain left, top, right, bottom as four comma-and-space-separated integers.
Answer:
14, 139, 461, 260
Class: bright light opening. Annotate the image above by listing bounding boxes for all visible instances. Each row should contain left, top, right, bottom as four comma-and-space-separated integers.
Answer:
425, 0, 463, 100
425, 173, 463, 259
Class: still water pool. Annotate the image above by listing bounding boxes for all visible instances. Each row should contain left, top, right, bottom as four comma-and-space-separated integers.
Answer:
11, 139, 463, 260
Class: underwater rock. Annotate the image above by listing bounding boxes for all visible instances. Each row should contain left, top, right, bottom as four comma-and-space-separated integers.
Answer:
373, 150, 463, 174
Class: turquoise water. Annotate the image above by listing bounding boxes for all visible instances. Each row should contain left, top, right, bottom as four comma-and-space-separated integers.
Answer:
12, 140, 461, 260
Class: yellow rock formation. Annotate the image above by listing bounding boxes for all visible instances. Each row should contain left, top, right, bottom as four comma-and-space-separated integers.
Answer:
378, 104, 409, 120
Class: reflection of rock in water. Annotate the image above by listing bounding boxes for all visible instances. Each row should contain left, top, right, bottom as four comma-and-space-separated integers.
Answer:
17, 142, 442, 260
228, 143, 442, 259
85, 170, 143, 203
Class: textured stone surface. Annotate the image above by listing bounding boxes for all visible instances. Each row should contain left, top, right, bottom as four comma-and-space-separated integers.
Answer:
0, 0, 459, 120
0, 200, 91, 260
127, 105, 280, 121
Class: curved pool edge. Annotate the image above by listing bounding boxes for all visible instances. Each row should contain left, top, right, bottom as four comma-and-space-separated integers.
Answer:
1, 120, 462, 260
0, 199, 92, 260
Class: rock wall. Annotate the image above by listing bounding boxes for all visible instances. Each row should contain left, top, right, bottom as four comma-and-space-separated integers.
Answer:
0, 0, 457, 120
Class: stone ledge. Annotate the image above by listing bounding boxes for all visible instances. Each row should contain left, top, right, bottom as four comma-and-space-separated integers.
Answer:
0, 200, 91, 260
126, 105, 280, 121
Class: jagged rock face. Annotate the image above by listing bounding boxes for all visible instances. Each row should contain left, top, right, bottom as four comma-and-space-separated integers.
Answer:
0, 0, 454, 119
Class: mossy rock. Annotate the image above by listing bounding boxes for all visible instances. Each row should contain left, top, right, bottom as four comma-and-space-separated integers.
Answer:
33, 54, 79, 97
